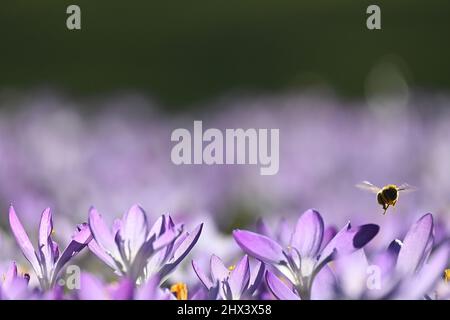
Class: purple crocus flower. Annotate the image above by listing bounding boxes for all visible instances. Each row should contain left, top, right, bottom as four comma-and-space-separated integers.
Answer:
379, 213, 448, 299
0, 262, 32, 300
332, 213, 449, 300
192, 254, 265, 300
77, 273, 174, 300
8, 205, 92, 290
88, 205, 203, 283
233, 209, 379, 299
432, 276, 450, 300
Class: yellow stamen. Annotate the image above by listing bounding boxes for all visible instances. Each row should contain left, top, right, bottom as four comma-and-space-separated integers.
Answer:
51, 229, 56, 236
228, 265, 236, 272
17, 265, 29, 276
170, 282, 188, 300
445, 269, 450, 283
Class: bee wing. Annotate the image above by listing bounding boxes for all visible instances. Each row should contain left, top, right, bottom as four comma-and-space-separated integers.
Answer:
397, 183, 417, 193
356, 181, 381, 193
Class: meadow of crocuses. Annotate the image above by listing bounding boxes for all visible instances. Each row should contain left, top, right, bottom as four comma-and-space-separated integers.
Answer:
0, 91, 449, 300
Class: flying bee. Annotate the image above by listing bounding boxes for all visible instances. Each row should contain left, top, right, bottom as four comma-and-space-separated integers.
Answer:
356, 181, 417, 215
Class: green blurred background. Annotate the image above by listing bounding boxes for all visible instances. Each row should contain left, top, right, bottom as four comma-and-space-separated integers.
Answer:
1, 0, 449, 110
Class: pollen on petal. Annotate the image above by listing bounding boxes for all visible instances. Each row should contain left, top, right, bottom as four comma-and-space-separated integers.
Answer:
170, 282, 188, 300
17, 264, 30, 276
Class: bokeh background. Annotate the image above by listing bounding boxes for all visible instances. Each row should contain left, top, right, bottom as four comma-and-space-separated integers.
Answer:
0, 0, 449, 281
2, 0, 450, 108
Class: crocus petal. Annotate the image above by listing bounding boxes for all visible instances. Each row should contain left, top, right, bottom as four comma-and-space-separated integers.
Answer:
152, 226, 181, 251
372, 240, 400, 278
168, 231, 188, 255
362, 240, 403, 299
228, 255, 250, 299
8, 206, 42, 278
290, 209, 324, 258
144, 247, 168, 280
170, 224, 203, 263
42, 285, 64, 300
311, 265, 336, 300
320, 226, 337, 252
210, 254, 229, 285
112, 219, 123, 235
138, 228, 177, 281
265, 271, 300, 300
396, 213, 434, 275
398, 244, 449, 299
2, 262, 19, 291
136, 275, 158, 299
136, 275, 173, 300
78, 273, 110, 300
52, 241, 60, 262
317, 222, 379, 267
121, 205, 148, 261
52, 223, 92, 284
147, 239, 175, 276
166, 215, 176, 229
247, 260, 265, 295
416, 234, 434, 272
145, 225, 180, 279
207, 281, 221, 300
1, 275, 30, 300
222, 280, 233, 300
38, 208, 53, 249
114, 231, 128, 267
192, 260, 214, 289
130, 240, 157, 281
334, 249, 369, 299
149, 214, 176, 241
276, 218, 292, 247
148, 215, 164, 239
88, 207, 121, 260
142, 225, 182, 280
88, 240, 118, 270
233, 230, 286, 265
38, 208, 54, 279
190, 287, 208, 300
256, 218, 272, 237
111, 278, 135, 300
159, 224, 203, 279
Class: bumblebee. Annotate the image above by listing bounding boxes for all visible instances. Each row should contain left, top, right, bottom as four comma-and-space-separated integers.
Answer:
356, 181, 416, 215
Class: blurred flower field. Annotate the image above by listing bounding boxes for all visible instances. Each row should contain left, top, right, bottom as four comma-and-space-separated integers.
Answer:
0, 91, 449, 300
